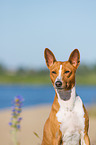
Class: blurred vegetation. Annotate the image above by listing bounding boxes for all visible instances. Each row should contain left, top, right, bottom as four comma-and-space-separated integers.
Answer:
76, 64, 96, 85
0, 63, 96, 85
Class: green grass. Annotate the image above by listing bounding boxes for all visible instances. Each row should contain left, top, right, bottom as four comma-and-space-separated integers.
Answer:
0, 74, 51, 85
76, 73, 96, 85
0, 72, 96, 85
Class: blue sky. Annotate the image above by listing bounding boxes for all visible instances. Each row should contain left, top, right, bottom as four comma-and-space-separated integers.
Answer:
0, 0, 96, 69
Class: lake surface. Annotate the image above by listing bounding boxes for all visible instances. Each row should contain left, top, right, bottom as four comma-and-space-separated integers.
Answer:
0, 85, 96, 109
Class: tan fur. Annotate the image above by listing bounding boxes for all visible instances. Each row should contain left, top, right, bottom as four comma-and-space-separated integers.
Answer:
42, 48, 90, 145
42, 95, 62, 145
83, 104, 90, 145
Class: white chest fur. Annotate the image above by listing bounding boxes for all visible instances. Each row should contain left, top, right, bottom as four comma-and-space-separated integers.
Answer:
56, 87, 85, 145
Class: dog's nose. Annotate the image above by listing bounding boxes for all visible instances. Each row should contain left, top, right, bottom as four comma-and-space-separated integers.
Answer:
55, 81, 62, 87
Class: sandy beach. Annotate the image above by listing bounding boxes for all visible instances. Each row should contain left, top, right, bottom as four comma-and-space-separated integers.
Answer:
0, 105, 96, 145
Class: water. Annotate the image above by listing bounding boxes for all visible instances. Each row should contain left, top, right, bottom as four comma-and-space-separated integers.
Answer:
0, 85, 96, 109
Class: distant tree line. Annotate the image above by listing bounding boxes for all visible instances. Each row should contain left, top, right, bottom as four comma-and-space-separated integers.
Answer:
0, 63, 49, 76
76, 64, 96, 75
0, 63, 96, 76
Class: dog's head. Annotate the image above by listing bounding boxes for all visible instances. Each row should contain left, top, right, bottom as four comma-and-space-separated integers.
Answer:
44, 48, 80, 91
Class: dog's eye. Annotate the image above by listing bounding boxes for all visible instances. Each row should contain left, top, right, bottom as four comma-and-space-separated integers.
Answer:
65, 71, 70, 74
52, 71, 56, 74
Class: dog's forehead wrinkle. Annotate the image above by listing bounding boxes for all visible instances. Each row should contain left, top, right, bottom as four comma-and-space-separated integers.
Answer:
51, 61, 71, 70
51, 61, 61, 70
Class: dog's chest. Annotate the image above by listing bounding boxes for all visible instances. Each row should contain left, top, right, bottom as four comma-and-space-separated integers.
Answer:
56, 96, 85, 145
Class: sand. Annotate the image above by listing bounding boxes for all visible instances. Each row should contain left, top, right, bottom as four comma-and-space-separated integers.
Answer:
0, 105, 96, 145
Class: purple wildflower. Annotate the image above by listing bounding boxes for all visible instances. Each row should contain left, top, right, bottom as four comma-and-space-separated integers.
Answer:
17, 117, 22, 122
16, 124, 20, 129
9, 96, 24, 131
9, 122, 12, 126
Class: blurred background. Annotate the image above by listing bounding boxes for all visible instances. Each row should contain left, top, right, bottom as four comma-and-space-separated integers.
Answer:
0, 0, 96, 107
0, 0, 96, 144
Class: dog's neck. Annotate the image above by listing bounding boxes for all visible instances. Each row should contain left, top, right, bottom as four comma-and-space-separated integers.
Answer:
55, 86, 76, 111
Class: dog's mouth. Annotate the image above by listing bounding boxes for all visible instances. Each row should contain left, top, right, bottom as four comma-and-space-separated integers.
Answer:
55, 85, 70, 91
55, 87, 65, 90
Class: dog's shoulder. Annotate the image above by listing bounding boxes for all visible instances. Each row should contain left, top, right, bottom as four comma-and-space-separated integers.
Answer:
74, 95, 84, 113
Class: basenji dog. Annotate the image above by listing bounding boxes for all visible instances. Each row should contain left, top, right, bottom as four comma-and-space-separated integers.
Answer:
42, 48, 90, 145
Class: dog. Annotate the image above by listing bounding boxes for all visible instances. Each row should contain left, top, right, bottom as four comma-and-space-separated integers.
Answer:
42, 48, 90, 145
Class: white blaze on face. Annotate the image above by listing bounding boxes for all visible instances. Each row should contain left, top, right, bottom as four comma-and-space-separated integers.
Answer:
57, 65, 62, 80
55, 64, 62, 88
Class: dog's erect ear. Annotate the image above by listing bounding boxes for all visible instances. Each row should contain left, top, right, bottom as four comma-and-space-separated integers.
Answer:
68, 49, 80, 69
44, 48, 56, 68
